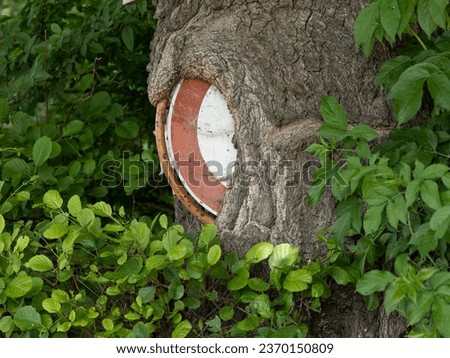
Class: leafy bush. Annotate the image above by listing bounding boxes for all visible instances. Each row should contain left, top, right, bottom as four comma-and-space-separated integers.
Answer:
307, 0, 450, 337
0, 0, 170, 222
0, 191, 329, 337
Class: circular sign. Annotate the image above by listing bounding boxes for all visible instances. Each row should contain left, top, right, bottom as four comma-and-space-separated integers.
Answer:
165, 79, 237, 216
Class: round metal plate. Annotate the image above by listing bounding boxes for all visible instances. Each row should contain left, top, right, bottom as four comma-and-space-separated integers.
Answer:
165, 79, 237, 215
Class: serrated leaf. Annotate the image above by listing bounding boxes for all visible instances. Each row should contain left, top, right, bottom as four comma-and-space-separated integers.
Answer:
251, 294, 272, 319
356, 270, 396, 295
363, 204, 386, 234
14, 306, 41, 331
5, 276, 33, 298
237, 315, 260, 331
43, 190, 63, 210
219, 306, 234, 321
121, 25, 134, 51
67, 195, 82, 216
427, 73, 450, 111
422, 164, 449, 180
375, 55, 412, 91
268, 243, 299, 270
354, 1, 380, 56
207, 245, 222, 265
245, 242, 274, 263
28, 255, 54, 272
283, 269, 313, 292
92, 201, 112, 217
433, 297, 450, 337
379, 0, 401, 41
171, 320, 192, 338
146, 255, 167, 271
76, 208, 95, 228
248, 278, 270, 292
350, 124, 379, 141
42, 298, 61, 313
405, 179, 421, 207
417, 0, 447, 38
43, 224, 68, 239
397, 0, 416, 35
388, 62, 437, 124
33, 136, 53, 167
138, 286, 156, 304
430, 206, 450, 237
319, 96, 348, 130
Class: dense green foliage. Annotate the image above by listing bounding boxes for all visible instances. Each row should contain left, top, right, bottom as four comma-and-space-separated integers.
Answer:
307, 0, 450, 337
1, 0, 449, 338
0, 194, 323, 337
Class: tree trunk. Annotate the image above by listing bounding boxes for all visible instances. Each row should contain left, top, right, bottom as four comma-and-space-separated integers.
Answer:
147, 0, 405, 337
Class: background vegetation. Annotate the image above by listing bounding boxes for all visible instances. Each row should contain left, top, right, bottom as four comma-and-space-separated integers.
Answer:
0, 0, 449, 338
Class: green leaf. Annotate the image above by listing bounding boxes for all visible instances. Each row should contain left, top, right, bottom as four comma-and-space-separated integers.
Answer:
14, 306, 41, 331
16, 191, 30, 202
33, 136, 53, 167
121, 25, 134, 52
27, 255, 54, 272
63, 120, 84, 137
138, 286, 156, 304
102, 318, 114, 331
245, 242, 274, 263
430, 206, 450, 235
386, 200, 399, 229
168, 244, 187, 261
171, 320, 192, 338
91, 201, 112, 217
67, 195, 82, 216
89, 91, 111, 114
0, 214, 4, 234
159, 214, 168, 229
350, 124, 379, 141
227, 269, 249, 291
388, 63, 436, 124
42, 298, 61, 313
77, 208, 95, 228
421, 180, 441, 209
410, 223, 437, 258
0, 98, 9, 122
43, 224, 69, 239
319, 96, 348, 130
115, 120, 139, 139
268, 243, 299, 270
146, 255, 167, 271
363, 204, 386, 234
219, 306, 234, 321
237, 315, 261, 332
283, 269, 313, 292
331, 266, 356, 285
251, 294, 272, 319
433, 297, 450, 337
379, 0, 401, 41
356, 270, 396, 295
428, 73, 450, 111
43, 190, 63, 210
417, 0, 447, 37
354, 1, 380, 56
375, 55, 412, 91
207, 245, 222, 265
397, 0, 416, 35
168, 282, 184, 300
0, 316, 13, 333
5, 276, 33, 298
422, 164, 449, 180
248, 278, 271, 292
407, 291, 434, 326
405, 179, 421, 207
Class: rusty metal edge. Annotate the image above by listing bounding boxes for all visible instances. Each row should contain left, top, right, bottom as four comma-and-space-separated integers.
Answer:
155, 99, 216, 225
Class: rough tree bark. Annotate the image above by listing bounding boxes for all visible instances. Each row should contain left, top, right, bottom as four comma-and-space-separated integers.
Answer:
147, 0, 406, 337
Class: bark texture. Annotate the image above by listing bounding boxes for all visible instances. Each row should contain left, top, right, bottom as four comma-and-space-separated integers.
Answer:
147, 0, 404, 337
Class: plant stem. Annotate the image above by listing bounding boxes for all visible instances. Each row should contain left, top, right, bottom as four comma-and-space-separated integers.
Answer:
408, 27, 428, 51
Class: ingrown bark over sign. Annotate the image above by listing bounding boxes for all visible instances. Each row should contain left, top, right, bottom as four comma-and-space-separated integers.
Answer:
147, 0, 404, 337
